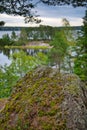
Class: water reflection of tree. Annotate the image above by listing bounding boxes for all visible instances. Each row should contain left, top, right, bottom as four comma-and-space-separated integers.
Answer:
0, 48, 10, 58
1, 48, 49, 61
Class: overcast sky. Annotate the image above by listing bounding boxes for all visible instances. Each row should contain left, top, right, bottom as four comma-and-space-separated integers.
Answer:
0, 2, 86, 27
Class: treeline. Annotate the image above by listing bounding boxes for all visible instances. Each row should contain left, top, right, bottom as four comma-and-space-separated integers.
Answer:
25, 25, 56, 40
0, 25, 57, 46
0, 25, 82, 47
0, 25, 81, 31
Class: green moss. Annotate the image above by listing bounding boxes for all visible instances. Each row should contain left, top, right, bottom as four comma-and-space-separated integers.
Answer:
42, 123, 53, 130
65, 84, 80, 95
0, 67, 81, 130
47, 109, 58, 116
38, 110, 45, 117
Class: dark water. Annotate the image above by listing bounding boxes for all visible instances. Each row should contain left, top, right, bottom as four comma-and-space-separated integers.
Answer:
0, 48, 48, 67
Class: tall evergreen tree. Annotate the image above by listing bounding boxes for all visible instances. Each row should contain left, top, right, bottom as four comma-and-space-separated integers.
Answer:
74, 10, 87, 82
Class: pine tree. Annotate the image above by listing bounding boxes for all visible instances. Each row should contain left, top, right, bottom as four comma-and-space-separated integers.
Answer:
74, 10, 87, 82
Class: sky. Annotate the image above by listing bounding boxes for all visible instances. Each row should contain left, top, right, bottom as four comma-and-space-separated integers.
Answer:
0, 2, 86, 27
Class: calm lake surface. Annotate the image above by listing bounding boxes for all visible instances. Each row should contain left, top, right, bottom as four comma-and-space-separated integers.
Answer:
0, 29, 79, 67
0, 48, 48, 67
0, 31, 49, 67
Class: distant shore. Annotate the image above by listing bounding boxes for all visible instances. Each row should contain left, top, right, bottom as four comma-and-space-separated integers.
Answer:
5, 41, 51, 49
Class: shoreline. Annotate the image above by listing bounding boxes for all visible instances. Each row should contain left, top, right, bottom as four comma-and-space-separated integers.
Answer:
4, 41, 51, 49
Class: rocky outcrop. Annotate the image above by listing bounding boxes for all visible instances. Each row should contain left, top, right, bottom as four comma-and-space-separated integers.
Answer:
0, 66, 87, 130
0, 99, 8, 111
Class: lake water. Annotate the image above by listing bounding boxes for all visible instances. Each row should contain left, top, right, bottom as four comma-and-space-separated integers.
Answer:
0, 30, 49, 67
0, 29, 79, 68
0, 51, 11, 66
0, 48, 48, 67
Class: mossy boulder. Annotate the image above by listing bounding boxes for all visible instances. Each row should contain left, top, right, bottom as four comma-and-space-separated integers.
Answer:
0, 66, 87, 130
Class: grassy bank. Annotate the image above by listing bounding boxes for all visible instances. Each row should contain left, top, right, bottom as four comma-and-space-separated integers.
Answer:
5, 45, 50, 50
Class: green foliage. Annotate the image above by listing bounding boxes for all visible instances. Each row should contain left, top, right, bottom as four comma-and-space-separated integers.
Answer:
11, 31, 17, 41
18, 28, 28, 45
0, 26, 56, 47
41, 0, 87, 7
25, 25, 55, 41
0, 51, 48, 98
74, 54, 87, 81
2, 34, 10, 42
36, 52, 48, 65
74, 10, 87, 81
49, 30, 68, 72
0, 34, 12, 46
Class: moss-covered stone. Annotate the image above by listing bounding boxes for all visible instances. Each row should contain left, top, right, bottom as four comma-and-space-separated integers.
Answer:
0, 66, 87, 130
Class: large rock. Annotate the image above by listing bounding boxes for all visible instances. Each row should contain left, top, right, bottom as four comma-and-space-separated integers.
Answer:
0, 66, 87, 130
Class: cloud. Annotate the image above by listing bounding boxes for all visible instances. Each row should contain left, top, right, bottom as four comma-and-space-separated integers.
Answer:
0, 14, 35, 27
39, 17, 83, 26
40, 17, 62, 26
0, 5, 85, 27
0, 14, 83, 27
0, 14, 23, 24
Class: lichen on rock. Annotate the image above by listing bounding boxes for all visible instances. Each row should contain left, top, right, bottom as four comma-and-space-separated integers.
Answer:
0, 66, 87, 130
